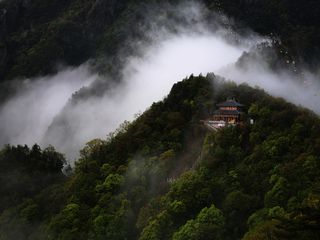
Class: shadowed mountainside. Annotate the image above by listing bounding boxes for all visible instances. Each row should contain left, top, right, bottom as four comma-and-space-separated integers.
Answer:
0, 74, 319, 239
0, 0, 319, 82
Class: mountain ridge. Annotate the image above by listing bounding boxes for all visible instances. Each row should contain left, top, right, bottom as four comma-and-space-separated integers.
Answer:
1, 0, 319, 82
0, 74, 319, 239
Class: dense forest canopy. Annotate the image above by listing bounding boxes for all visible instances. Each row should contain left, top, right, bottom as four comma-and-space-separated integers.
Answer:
0, 74, 319, 239
0, 0, 320, 239
0, 0, 319, 82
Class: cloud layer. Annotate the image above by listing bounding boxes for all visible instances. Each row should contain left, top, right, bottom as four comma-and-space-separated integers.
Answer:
0, 2, 319, 163
218, 48, 320, 114
42, 31, 249, 161
0, 66, 95, 148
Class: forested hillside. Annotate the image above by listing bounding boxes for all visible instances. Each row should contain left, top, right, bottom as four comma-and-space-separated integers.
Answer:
0, 0, 319, 82
205, 0, 320, 67
1, 74, 319, 239
1, 0, 320, 239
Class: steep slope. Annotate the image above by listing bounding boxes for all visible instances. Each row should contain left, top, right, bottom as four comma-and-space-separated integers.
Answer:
205, 0, 320, 67
0, 0, 127, 80
1, 74, 319, 239
1, 0, 319, 82
0, 144, 66, 240
0, 144, 65, 212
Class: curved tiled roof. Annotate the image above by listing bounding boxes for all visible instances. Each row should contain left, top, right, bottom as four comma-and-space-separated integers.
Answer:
213, 109, 243, 115
216, 99, 244, 107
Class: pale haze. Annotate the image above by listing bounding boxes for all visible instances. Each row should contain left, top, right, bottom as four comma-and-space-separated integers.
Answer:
41, 32, 249, 162
0, 2, 319, 163
0, 66, 95, 148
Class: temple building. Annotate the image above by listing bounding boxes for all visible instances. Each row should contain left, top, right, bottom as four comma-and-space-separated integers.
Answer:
203, 98, 245, 131
212, 98, 244, 124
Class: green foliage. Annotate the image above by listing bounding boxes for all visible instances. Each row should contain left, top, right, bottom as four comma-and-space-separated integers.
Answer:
222, 190, 259, 238
0, 144, 65, 212
139, 210, 173, 240
48, 203, 82, 240
242, 219, 289, 240
1, 75, 320, 239
205, 0, 320, 67
172, 204, 225, 240
2, 0, 318, 82
0, 144, 66, 239
95, 174, 124, 194
264, 175, 290, 208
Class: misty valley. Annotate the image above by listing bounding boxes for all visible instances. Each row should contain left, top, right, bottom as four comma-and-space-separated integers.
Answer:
0, 0, 320, 239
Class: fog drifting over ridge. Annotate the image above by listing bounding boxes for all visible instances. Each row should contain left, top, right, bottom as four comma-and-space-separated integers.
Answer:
0, 66, 95, 148
41, 32, 250, 162
0, 2, 319, 163
219, 60, 320, 114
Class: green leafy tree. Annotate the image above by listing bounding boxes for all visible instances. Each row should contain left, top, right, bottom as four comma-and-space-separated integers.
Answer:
172, 204, 225, 240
